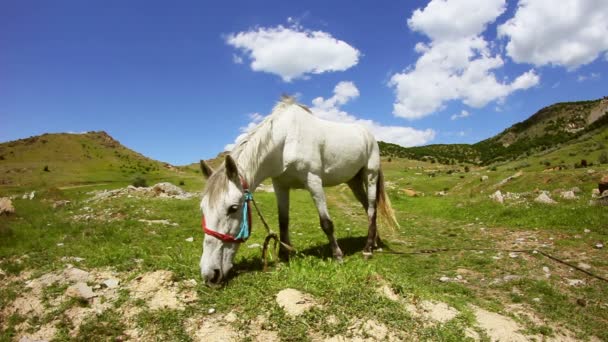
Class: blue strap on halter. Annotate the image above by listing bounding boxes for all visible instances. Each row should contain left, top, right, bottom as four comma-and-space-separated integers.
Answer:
235, 191, 253, 240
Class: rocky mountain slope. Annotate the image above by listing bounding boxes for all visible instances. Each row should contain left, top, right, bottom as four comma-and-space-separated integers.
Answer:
381, 97, 608, 165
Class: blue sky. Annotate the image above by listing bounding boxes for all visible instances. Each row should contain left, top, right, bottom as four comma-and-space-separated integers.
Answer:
2, 0, 607, 165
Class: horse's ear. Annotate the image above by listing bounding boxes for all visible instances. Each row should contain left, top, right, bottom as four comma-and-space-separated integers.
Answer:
200, 160, 214, 179
225, 155, 239, 182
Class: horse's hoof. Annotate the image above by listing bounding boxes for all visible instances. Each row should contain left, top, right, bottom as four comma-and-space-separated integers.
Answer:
362, 251, 373, 260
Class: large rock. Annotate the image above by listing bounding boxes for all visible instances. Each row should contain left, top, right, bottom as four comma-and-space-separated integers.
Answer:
0, 197, 15, 215
535, 192, 556, 204
151, 182, 186, 197
489, 190, 504, 204
560, 190, 578, 200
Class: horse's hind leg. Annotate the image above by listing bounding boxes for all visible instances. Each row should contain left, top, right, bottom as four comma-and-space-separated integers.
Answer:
362, 170, 379, 258
306, 173, 343, 261
273, 180, 292, 262
347, 171, 381, 251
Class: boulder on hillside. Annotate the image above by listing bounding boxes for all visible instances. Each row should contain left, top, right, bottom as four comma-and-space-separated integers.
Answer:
535, 192, 557, 204
560, 191, 578, 200
0, 197, 15, 215
151, 182, 186, 197
489, 190, 504, 204
571, 186, 581, 194
480, 175, 489, 182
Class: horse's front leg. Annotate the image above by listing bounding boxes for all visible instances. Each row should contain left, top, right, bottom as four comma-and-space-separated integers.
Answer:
305, 173, 343, 262
273, 180, 292, 262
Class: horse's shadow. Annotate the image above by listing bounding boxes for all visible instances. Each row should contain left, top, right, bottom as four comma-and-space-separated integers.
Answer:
233, 235, 382, 276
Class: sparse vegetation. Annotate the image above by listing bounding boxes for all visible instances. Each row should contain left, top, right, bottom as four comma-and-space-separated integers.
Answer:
132, 176, 148, 188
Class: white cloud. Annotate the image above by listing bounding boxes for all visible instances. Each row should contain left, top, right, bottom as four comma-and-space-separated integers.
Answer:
450, 110, 470, 120
389, 0, 539, 120
577, 72, 600, 82
232, 54, 243, 64
310, 82, 436, 147
225, 82, 436, 150
498, 0, 608, 70
226, 22, 360, 82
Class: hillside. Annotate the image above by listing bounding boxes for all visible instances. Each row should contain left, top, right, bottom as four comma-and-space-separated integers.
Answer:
381, 97, 608, 165
0, 131, 182, 190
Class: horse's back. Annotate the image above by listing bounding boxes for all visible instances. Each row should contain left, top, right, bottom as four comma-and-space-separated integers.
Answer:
279, 108, 379, 187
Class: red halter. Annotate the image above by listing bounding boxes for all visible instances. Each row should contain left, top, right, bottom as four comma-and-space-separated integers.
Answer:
202, 178, 252, 243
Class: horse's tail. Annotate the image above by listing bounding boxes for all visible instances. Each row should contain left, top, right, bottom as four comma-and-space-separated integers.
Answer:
377, 168, 400, 231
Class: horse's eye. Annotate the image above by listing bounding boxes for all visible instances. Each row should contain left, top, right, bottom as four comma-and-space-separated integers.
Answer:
227, 205, 239, 215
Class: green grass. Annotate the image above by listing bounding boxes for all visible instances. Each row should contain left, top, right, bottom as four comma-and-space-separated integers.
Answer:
1, 156, 607, 341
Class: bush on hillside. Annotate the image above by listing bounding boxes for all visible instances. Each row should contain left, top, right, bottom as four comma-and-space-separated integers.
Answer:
43, 165, 50, 172
179, 180, 185, 186
599, 151, 608, 164
132, 176, 147, 188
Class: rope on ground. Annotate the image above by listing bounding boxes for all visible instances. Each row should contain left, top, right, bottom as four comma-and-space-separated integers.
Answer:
379, 247, 608, 284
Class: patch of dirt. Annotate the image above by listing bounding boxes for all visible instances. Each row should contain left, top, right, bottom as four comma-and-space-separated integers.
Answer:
185, 315, 241, 342
405, 300, 459, 324
276, 288, 318, 317
471, 305, 529, 342
322, 318, 403, 341
15, 321, 58, 342
127, 270, 197, 310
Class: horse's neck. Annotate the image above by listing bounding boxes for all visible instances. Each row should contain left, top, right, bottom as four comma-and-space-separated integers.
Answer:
234, 127, 284, 191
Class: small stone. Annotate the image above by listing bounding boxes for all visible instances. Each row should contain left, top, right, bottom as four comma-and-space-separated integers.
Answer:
247, 243, 261, 249
509, 252, 519, 258
577, 298, 587, 307
542, 266, 550, 273
532, 297, 540, 302
595, 243, 604, 249
439, 276, 451, 282
57, 243, 64, 247
208, 308, 216, 314
577, 262, 591, 270
185, 237, 194, 242
584, 229, 591, 233
224, 311, 238, 323
534, 192, 557, 204
103, 278, 120, 289
566, 279, 585, 287
66, 282, 96, 299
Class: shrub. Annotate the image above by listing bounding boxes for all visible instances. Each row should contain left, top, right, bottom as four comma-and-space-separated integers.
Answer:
464, 166, 470, 172
580, 159, 588, 167
599, 151, 608, 164
179, 180, 185, 186
132, 176, 147, 188
490, 166, 497, 171
43, 165, 50, 172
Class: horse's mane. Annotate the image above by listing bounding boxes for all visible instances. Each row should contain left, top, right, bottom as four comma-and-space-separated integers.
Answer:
205, 96, 309, 202
231, 95, 309, 176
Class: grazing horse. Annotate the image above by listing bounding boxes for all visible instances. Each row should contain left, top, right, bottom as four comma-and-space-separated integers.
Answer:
199, 96, 399, 286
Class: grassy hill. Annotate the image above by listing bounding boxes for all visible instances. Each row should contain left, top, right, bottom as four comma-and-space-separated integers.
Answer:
0, 131, 200, 192
380, 97, 608, 165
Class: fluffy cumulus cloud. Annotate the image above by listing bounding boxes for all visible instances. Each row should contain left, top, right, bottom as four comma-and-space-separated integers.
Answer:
310, 82, 436, 147
498, 0, 608, 70
226, 23, 360, 82
390, 0, 539, 120
225, 82, 435, 150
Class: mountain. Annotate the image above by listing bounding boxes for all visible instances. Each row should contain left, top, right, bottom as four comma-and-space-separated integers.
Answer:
380, 97, 608, 165
0, 131, 179, 190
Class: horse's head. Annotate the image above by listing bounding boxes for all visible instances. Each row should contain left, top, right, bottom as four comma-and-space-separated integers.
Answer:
199, 155, 250, 287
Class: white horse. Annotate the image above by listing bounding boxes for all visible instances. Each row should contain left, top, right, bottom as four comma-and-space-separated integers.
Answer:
199, 96, 399, 286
